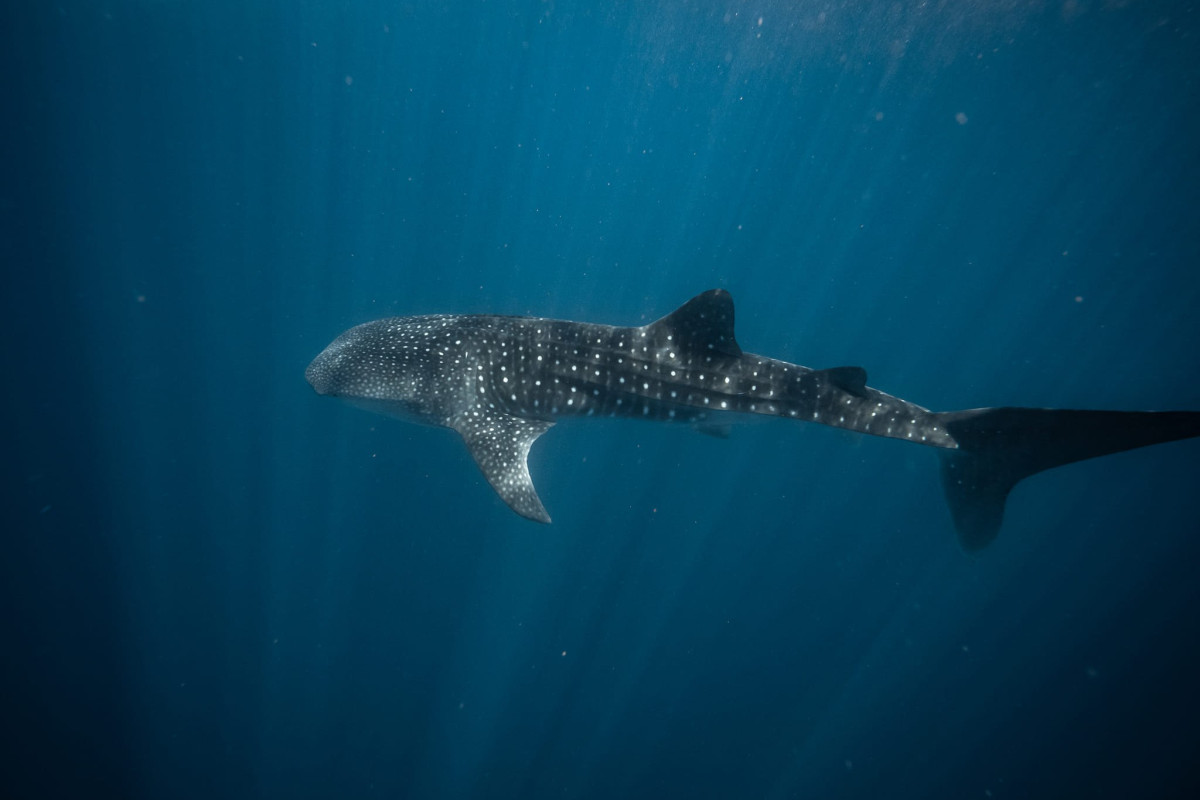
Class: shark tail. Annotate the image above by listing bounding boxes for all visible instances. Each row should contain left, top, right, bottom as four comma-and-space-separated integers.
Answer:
934, 408, 1200, 552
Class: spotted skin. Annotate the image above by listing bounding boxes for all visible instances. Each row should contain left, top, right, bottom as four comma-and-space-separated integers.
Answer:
306, 290, 953, 521
307, 289, 1200, 549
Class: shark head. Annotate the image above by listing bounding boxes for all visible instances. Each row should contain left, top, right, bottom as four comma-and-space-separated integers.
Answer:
305, 324, 375, 397
305, 316, 459, 424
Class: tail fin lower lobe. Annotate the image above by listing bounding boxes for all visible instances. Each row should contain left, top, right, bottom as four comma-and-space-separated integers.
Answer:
934, 408, 1200, 552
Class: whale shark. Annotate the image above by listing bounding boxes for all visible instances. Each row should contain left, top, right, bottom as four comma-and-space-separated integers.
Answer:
306, 289, 1200, 550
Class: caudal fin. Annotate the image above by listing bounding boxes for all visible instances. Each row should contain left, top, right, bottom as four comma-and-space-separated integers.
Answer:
934, 408, 1200, 552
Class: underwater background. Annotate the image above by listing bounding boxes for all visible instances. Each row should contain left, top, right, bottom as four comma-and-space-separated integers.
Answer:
4, 1, 1199, 798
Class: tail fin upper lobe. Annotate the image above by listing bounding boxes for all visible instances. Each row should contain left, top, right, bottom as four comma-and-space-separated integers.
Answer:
934, 408, 1200, 552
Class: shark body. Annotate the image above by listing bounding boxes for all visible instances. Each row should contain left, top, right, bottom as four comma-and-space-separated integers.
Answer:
306, 290, 1200, 550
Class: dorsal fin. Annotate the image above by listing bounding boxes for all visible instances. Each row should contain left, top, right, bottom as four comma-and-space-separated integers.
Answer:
815, 366, 868, 398
645, 289, 742, 358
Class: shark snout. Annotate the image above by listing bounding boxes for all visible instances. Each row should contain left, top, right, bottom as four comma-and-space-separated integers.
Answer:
305, 349, 337, 395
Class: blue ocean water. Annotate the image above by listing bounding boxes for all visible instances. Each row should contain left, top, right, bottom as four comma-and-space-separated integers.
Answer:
4, 1, 1199, 797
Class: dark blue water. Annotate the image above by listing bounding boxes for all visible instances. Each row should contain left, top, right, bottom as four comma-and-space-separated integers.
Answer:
5, 2, 1199, 798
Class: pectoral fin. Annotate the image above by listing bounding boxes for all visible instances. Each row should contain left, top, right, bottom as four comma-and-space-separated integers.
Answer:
451, 410, 555, 523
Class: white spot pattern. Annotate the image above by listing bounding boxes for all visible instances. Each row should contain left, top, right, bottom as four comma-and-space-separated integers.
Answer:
305, 290, 960, 522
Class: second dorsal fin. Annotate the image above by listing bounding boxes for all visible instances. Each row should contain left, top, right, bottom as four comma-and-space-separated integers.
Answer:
815, 366, 868, 398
